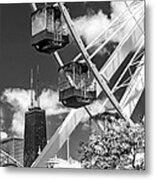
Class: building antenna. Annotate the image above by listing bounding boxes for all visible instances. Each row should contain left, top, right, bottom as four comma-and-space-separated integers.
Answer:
30, 68, 34, 108
36, 65, 40, 107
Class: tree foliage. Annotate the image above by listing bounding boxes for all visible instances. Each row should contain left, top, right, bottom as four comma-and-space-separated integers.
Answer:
78, 112, 145, 170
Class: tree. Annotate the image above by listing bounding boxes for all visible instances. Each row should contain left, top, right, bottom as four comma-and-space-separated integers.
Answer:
78, 112, 145, 170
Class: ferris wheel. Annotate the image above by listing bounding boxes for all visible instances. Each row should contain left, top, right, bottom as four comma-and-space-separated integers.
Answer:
30, 2, 144, 167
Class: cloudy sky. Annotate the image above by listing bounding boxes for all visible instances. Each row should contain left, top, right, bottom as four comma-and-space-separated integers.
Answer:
0, 1, 144, 160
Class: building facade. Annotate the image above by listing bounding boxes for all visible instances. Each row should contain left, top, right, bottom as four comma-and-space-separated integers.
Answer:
24, 107, 47, 167
0, 137, 24, 166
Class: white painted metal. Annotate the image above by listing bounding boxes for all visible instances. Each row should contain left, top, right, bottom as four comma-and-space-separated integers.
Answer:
96, 16, 144, 96
31, 2, 144, 167
121, 62, 145, 117
32, 108, 89, 167
73, 1, 143, 62
113, 38, 144, 92
101, 17, 144, 82
124, 1, 144, 34
90, 6, 143, 59
31, 3, 37, 11
97, 39, 144, 115
58, 2, 133, 124
0, 149, 23, 167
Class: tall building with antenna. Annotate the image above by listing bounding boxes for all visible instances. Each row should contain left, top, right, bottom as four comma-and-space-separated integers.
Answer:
24, 66, 47, 167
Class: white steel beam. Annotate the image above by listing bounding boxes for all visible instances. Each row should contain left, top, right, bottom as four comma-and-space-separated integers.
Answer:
32, 2, 144, 167
72, 1, 143, 62
32, 108, 89, 167
124, 1, 144, 34
96, 16, 144, 96
90, 6, 143, 59
121, 63, 145, 117
31, 3, 37, 11
100, 16, 144, 82
112, 38, 144, 92
58, 2, 134, 125
97, 45, 144, 115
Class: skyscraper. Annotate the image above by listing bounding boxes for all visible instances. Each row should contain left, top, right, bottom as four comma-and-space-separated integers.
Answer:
24, 67, 47, 167
24, 107, 47, 167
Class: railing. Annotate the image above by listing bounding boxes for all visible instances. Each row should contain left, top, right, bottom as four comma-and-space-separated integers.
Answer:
0, 149, 23, 167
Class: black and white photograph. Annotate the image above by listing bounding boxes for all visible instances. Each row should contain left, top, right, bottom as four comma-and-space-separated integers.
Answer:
0, 0, 145, 170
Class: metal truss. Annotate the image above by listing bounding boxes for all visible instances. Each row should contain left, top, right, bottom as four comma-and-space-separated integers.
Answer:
31, 1, 145, 167
96, 39, 144, 115
113, 40, 144, 93
121, 60, 145, 118
0, 149, 23, 167
124, 1, 144, 34
58, 2, 134, 124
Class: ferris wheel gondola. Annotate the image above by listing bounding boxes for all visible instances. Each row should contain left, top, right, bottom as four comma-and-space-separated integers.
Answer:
31, 4, 69, 54
58, 60, 96, 108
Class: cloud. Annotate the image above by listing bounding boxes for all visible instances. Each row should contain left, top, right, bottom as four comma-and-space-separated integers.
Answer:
74, 10, 111, 46
1, 88, 70, 137
1, 89, 31, 111
73, 1, 143, 52
0, 131, 8, 140
40, 89, 69, 116
0, 107, 9, 140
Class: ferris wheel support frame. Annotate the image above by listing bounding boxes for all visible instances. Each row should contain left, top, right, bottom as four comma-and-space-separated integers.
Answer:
30, 2, 144, 167
58, 2, 134, 126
